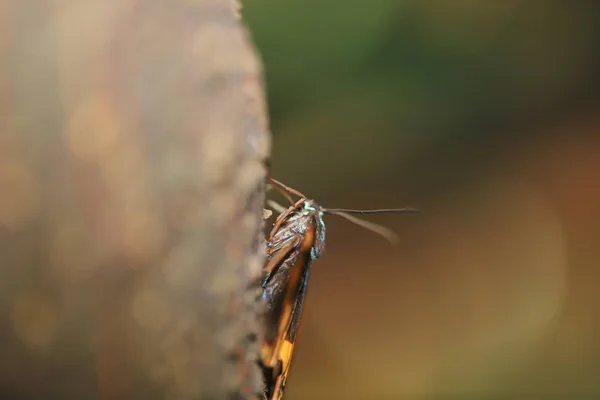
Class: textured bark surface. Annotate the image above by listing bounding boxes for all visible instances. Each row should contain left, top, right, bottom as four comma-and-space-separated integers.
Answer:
0, 0, 269, 398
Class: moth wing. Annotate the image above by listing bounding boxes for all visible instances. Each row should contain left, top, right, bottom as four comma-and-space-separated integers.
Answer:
267, 264, 310, 400
262, 236, 300, 285
261, 239, 307, 366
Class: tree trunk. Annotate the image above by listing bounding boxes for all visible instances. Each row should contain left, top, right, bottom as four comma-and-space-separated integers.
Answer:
0, 0, 270, 398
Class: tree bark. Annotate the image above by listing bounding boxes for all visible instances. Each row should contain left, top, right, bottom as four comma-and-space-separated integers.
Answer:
0, 0, 270, 398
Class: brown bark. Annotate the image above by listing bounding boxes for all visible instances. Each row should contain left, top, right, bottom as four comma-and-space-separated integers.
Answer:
0, 0, 270, 398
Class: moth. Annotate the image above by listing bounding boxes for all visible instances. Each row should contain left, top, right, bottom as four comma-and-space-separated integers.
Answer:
260, 178, 420, 400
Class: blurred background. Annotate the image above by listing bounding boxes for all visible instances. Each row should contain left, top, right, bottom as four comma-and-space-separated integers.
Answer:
244, 1, 600, 398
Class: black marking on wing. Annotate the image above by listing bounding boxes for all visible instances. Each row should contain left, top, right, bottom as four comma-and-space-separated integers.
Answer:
286, 261, 310, 343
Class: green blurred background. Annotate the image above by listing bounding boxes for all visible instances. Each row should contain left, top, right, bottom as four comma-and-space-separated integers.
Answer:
244, 1, 600, 398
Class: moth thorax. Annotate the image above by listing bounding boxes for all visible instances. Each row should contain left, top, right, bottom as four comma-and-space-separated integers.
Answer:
299, 223, 316, 252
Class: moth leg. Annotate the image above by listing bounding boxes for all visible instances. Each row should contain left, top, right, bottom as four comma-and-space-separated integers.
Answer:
267, 199, 288, 214
270, 197, 305, 238
270, 206, 295, 237
268, 177, 306, 199
267, 181, 296, 205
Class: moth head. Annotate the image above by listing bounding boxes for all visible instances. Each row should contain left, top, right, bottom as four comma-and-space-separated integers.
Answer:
302, 200, 326, 260
302, 200, 323, 215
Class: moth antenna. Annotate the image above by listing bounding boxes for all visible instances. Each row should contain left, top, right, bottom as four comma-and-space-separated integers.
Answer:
325, 210, 401, 244
325, 208, 421, 215
268, 177, 307, 200
266, 199, 288, 214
